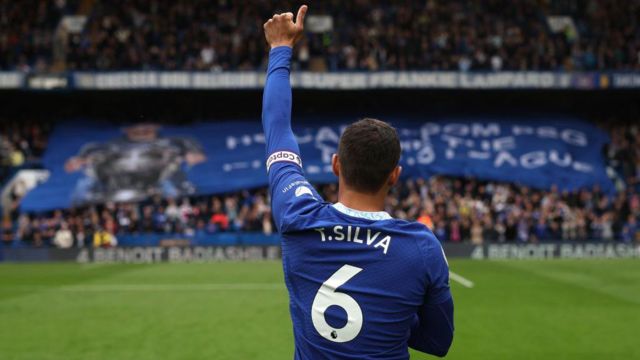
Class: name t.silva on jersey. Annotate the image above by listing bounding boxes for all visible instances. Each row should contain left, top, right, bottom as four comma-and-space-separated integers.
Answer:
261, 44, 454, 359
314, 226, 391, 255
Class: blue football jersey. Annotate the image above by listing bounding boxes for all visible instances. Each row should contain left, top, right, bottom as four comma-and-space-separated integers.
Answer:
262, 46, 453, 360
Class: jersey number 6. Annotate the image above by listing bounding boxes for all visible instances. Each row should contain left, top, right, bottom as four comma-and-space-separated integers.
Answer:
311, 264, 363, 343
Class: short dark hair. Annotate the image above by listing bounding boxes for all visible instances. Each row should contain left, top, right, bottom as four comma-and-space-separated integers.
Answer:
337, 118, 401, 193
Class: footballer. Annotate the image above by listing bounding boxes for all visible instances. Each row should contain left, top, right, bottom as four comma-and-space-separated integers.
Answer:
262, 5, 454, 359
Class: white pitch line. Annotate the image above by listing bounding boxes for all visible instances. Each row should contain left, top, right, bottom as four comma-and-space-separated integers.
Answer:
449, 271, 474, 288
6, 275, 475, 292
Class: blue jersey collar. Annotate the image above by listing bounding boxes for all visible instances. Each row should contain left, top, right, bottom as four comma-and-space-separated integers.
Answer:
332, 202, 392, 221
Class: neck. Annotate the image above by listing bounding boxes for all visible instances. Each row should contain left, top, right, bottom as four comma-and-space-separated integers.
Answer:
337, 182, 388, 212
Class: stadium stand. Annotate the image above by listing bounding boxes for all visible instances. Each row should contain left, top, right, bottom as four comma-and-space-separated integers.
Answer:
1, 120, 639, 247
1, 0, 639, 71
1, 1, 640, 248
0, 120, 50, 186
0, 0, 79, 71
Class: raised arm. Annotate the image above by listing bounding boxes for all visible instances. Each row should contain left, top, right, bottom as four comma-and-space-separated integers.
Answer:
262, 5, 307, 157
262, 6, 323, 233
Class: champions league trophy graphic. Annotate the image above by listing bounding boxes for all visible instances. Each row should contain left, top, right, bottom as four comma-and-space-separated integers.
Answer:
65, 123, 206, 204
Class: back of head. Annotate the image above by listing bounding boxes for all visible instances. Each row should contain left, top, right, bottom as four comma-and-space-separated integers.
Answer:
337, 118, 401, 193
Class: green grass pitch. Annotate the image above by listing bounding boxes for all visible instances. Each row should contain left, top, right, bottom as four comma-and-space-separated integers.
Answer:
0, 259, 638, 359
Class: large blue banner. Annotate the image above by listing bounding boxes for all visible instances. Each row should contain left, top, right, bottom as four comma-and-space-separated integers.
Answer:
21, 118, 613, 212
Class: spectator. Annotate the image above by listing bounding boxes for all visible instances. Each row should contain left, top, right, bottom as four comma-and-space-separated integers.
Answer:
8, 144, 24, 167
52, 221, 73, 248
1, 215, 13, 244
93, 227, 117, 248
417, 210, 434, 229
471, 220, 483, 245
210, 197, 229, 232
621, 215, 638, 243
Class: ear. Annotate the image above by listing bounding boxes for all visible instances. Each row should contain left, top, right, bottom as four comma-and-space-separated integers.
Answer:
332, 154, 340, 177
387, 166, 402, 187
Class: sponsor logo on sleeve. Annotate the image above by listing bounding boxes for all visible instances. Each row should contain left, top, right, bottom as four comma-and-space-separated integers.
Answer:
266, 151, 302, 172
294, 186, 315, 198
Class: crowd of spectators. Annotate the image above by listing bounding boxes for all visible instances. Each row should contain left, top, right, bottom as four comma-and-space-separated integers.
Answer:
1, 190, 274, 247
0, 120, 51, 183
603, 121, 640, 190
1, 121, 639, 247
390, 177, 639, 244
0, 0, 78, 71
2, 0, 639, 72
2, 174, 640, 248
